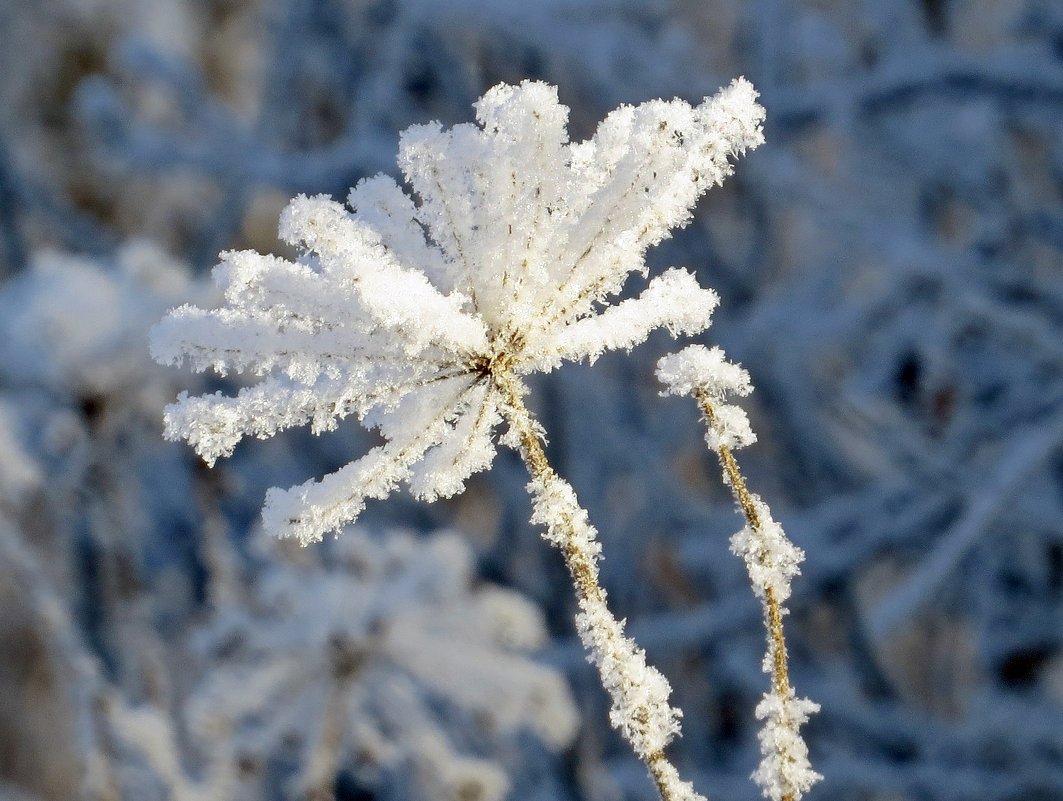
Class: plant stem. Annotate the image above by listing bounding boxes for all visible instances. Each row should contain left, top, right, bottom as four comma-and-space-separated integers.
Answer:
493, 368, 698, 801
694, 389, 795, 801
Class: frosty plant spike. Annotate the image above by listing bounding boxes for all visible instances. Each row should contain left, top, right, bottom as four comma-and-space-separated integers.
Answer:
150, 78, 814, 801
657, 346, 821, 801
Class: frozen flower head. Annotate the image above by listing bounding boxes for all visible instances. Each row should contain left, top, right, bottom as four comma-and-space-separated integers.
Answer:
152, 79, 764, 545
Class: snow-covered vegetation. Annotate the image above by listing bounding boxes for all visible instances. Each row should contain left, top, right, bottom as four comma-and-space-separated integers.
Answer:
152, 77, 783, 801
0, 2, 1061, 801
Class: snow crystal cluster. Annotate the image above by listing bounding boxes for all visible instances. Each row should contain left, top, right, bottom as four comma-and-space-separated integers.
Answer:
752, 691, 821, 801
658, 344, 756, 452
151, 78, 764, 547
729, 496, 804, 611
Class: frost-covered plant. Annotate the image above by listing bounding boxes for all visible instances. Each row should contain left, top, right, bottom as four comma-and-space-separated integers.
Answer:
188, 528, 578, 801
657, 346, 820, 801
153, 78, 772, 800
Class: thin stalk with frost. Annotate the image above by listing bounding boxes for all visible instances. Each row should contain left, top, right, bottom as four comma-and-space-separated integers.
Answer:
492, 367, 701, 801
657, 345, 821, 801
153, 79, 767, 800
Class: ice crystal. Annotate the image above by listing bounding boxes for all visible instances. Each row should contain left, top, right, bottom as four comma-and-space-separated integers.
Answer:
752, 690, 821, 801
152, 78, 764, 546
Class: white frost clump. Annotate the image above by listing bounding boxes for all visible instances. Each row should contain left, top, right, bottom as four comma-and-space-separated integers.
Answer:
657, 344, 756, 451
187, 528, 578, 801
730, 496, 804, 606
151, 78, 765, 546
752, 691, 821, 801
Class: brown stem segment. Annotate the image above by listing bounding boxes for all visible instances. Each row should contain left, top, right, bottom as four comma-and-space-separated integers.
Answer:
695, 389, 795, 801
493, 368, 696, 801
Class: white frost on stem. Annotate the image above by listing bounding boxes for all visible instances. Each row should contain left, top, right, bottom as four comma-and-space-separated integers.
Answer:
730, 495, 804, 606
526, 467, 703, 801
501, 376, 703, 801
752, 690, 821, 801
657, 345, 821, 801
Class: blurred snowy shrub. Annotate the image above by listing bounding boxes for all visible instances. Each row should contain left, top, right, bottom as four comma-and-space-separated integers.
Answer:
61, 0, 705, 266
0, 401, 41, 507
124, 528, 577, 801
0, 241, 211, 402
0, 242, 219, 715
